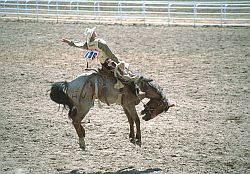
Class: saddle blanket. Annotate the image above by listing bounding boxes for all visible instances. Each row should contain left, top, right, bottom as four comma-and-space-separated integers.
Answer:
83, 50, 99, 60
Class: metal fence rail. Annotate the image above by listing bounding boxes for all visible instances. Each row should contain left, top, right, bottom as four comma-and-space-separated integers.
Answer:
0, 0, 250, 26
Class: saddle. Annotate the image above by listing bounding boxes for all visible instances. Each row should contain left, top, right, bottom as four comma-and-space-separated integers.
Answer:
98, 63, 139, 95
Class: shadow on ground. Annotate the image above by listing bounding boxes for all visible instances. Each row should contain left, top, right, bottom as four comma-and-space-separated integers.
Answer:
60, 167, 162, 174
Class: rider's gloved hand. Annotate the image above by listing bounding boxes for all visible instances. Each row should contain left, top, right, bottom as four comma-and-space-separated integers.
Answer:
106, 59, 117, 69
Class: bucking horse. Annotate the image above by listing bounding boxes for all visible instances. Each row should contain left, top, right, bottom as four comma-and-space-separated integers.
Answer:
49, 67, 174, 150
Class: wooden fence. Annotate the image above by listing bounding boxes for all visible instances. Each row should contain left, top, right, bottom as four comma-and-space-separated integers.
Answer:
0, 0, 250, 26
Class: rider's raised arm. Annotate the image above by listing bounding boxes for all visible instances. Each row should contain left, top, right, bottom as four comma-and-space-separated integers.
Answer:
98, 41, 119, 63
68, 41, 88, 49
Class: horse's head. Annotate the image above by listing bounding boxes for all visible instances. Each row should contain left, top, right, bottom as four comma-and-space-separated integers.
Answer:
137, 76, 174, 121
141, 98, 174, 121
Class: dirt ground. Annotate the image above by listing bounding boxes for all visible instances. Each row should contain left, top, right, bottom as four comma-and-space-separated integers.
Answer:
0, 20, 249, 174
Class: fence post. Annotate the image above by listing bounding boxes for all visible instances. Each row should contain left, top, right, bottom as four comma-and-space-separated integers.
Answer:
97, 2, 100, 23
142, 2, 146, 25
94, 1, 97, 19
3, 0, 5, 12
77, 0, 79, 22
17, 0, 19, 20
220, 3, 224, 27
25, 0, 27, 14
193, 2, 197, 27
70, 0, 71, 11
168, 3, 171, 26
48, 0, 50, 13
4, 0, 6, 13
223, 4, 227, 25
36, 0, 38, 22
118, 2, 122, 24
94, 1, 100, 23
56, 0, 58, 23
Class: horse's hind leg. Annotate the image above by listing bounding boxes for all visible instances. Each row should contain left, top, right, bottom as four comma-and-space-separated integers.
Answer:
72, 101, 93, 150
73, 121, 86, 150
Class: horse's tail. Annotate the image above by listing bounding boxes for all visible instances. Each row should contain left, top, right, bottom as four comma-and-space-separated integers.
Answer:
50, 81, 73, 110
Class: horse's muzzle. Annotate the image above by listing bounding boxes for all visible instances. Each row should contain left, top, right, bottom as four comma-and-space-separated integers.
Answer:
141, 109, 151, 121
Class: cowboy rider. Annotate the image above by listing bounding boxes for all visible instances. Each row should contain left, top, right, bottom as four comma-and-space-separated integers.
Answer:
61, 27, 139, 89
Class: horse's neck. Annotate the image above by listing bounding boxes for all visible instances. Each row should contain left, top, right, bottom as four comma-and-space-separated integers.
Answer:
139, 80, 164, 99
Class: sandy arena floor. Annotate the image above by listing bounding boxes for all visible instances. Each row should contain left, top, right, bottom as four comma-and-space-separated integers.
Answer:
0, 20, 249, 174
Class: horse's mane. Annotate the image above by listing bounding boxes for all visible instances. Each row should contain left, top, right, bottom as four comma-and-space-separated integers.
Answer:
139, 76, 167, 102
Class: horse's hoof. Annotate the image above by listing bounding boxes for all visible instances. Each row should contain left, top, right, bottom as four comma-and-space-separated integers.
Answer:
79, 138, 86, 151
129, 138, 136, 145
136, 140, 142, 147
79, 144, 86, 151
79, 145, 86, 151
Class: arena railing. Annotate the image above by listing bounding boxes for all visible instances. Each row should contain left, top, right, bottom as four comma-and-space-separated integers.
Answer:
0, 0, 249, 27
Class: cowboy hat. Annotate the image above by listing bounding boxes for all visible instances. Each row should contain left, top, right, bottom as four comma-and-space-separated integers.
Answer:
84, 27, 96, 44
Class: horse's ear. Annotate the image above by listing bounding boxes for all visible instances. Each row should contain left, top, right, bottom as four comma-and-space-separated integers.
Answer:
169, 103, 175, 107
165, 101, 175, 111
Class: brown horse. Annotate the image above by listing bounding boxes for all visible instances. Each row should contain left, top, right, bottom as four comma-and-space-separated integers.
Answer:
50, 69, 174, 150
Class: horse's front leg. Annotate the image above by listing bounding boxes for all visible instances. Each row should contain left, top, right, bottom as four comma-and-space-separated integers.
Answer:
134, 115, 141, 147
123, 105, 141, 146
123, 107, 135, 144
